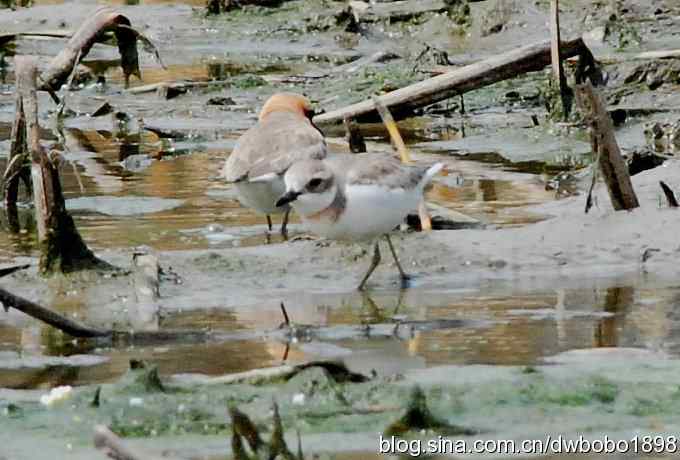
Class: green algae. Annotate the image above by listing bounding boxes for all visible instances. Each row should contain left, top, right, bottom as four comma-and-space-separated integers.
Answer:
6, 357, 680, 458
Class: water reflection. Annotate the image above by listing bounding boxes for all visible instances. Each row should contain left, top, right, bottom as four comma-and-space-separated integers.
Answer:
3, 279, 677, 388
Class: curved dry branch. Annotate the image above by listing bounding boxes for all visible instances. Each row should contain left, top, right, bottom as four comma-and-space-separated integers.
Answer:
38, 7, 162, 91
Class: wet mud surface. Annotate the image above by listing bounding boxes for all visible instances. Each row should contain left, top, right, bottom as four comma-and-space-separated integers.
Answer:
2, 0, 680, 458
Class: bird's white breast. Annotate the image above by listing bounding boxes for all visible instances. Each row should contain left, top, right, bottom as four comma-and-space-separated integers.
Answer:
300, 184, 422, 241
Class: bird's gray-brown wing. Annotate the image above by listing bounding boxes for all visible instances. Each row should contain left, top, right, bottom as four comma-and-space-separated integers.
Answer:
339, 153, 431, 190
223, 112, 326, 183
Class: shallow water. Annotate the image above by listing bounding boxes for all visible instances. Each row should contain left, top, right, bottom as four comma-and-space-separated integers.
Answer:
2, 273, 678, 389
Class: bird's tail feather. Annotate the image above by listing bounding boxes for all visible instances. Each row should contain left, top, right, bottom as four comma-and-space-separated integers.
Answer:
421, 162, 444, 187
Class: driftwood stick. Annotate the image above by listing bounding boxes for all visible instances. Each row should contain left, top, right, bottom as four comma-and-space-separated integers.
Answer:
314, 38, 592, 125
0, 287, 110, 338
575, 82, 639, 211
660, 181, 679, 208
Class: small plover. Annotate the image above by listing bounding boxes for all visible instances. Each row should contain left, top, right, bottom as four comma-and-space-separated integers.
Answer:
272, 153, 443, 290
223, 93, 327, 237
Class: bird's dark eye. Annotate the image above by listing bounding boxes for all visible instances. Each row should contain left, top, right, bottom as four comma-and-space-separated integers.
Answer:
308, 178, 323, 189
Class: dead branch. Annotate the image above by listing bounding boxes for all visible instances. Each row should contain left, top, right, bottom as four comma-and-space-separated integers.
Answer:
633, 49, 680, 60
314, 38, 596, 125
575, 82, 639, 211
11, 56, 112, 274
0, 31, 72, 47
660, 181, 679, 208
39, 7, 163, 91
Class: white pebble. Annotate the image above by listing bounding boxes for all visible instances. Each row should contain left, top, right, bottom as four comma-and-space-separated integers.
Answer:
40, 386, 72, 406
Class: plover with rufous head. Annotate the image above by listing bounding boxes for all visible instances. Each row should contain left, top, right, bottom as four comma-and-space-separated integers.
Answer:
270, 153, 443, 290
222, 93, 327, 238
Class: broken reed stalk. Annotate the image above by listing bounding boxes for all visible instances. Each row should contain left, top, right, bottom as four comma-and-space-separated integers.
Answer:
314, 38, 593, 125
14, 56, 111, 274
371, 96, 411, 164
575, 82, 639, 211
549, 0, 572, 119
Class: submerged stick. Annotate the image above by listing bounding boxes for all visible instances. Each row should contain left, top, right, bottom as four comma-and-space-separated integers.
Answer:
314, 38, 593, 125
0, 287, 110, 338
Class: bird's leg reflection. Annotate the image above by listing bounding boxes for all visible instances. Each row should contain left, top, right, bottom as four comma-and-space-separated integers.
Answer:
360, 289, 385, 323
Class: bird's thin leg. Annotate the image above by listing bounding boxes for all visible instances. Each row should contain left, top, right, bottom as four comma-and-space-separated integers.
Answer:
266, 215, 273, 232
358, 240, 381, 291
385, 234, 410, 283
280, 209, 290, 240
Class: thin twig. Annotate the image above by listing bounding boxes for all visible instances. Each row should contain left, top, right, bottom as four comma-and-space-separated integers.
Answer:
0, 265, 30, 279
280, 302, 290, 326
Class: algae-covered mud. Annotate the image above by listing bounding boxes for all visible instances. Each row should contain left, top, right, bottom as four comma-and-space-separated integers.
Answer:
2, 0, 680, 458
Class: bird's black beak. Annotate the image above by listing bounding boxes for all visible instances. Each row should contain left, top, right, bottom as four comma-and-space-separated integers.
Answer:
276, 190, 301, 208
306, 108, 325, 136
